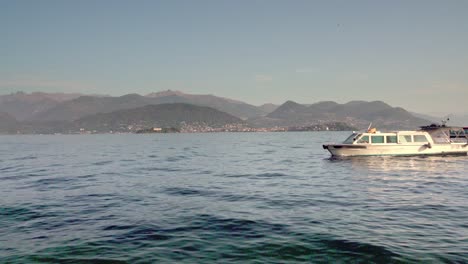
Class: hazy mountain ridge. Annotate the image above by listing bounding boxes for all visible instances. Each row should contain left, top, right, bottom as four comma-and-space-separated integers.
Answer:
28, 91, 266, 121
0, 112, 19, 133
74, 103, 245, 132
146, 90, 246, 104
0, 92, 103, 121
0, 91, 459, 134
146, 90, 265, 118
258, 103, 279, 113
31, 94, 151, 121
0, 92, 79, 121
3, 103, 245, 134
0, 91, 84, 103
255, 100, 430, 129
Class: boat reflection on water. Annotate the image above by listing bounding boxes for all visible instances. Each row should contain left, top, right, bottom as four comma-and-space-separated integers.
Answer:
325, 155, 467, 208
328, 155, 466, 174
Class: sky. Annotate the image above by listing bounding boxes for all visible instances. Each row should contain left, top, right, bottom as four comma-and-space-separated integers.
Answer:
1, 0, 467, 114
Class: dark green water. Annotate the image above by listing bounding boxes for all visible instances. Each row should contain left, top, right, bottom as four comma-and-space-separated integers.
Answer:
1, 132, 467, 263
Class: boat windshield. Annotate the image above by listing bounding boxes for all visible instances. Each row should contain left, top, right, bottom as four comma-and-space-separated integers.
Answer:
449, 128, 468, 143
343, 133, 359, 144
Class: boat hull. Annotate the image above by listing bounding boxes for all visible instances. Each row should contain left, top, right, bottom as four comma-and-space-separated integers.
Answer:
323, 143, 468, 157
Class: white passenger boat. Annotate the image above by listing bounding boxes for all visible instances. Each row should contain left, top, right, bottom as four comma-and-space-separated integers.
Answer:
323, 123, 468, 157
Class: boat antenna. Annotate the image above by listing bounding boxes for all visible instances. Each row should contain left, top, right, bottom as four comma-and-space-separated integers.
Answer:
367, 122, 372, 131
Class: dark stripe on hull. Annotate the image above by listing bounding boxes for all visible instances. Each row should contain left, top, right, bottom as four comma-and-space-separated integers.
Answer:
329, 151, 468, 157
323, 144, 468, 157
323, 144, 367, 149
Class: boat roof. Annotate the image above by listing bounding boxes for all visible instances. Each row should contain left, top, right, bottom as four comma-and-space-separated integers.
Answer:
359, 130, 430, 134
419, 123, 465, 131
353, 124, 466, 135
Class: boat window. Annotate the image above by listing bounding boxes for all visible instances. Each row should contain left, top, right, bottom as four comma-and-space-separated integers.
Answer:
450, 129, 467, 139
357, 135, 369, 143
414, 135, 428, 143
386, 135, 397, 143
450, 130, 457, 138
371, 135, 384, 143
398, 135, 412, 143
343, 133, 359, 144
429, 130, 451, 143
448, 129, 467, 143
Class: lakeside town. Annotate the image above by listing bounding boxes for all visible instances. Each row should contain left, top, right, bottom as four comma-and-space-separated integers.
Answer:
73, 122, 356, 135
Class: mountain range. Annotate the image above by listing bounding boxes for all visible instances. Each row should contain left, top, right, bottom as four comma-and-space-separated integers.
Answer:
250, 100, 430, 129
0, 112, 19, 134
1, 90, 461, 134
74, 103, 245, 133
0, 103, 245, 134
3, 90, 265, 122
0, 92, 84, 121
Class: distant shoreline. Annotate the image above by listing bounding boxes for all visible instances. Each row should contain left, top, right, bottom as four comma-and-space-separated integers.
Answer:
0, 130, 354, 136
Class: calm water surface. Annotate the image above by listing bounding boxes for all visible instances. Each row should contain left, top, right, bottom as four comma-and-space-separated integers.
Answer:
1, 132, 467, 263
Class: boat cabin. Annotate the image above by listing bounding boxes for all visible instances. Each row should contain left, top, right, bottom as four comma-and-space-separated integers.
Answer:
344, 125, 467, 145
343, 131, 432, 145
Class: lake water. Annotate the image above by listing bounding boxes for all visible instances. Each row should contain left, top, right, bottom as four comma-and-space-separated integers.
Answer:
1, 132, 467, 263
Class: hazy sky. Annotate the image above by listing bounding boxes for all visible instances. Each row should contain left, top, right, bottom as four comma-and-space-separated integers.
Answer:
1, 0, 467, 114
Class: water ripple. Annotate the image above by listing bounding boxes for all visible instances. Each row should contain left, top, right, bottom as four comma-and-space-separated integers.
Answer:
0, 133, 467, 263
